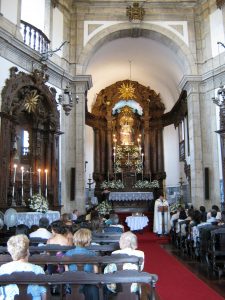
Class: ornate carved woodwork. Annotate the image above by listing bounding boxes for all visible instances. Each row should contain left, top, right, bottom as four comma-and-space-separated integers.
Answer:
87, 80, 166, 190
0, 66, 60, 210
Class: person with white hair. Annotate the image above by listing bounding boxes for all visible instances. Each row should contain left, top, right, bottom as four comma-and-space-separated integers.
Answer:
104, 231, 144, 297
0, 234, 46, 299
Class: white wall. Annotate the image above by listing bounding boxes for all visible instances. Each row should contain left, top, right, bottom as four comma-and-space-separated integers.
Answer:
210, 9, 225, 57
52, 7, 64, 54
21, 0, 45, 32
1, 0, 19, 24
163, 124, 180, 187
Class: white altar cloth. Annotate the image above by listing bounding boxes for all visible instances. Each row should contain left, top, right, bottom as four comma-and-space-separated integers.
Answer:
17, 211, 60, 228
109, 192, 153, 201
126, 216, 149, 231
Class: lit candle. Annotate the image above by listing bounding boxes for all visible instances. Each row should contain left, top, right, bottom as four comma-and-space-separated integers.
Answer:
45, 169, 48, 199
29, 167, 32, 197
12, 164, 17, 199
128, 153, 130, 162
141, 153, 144, 163
89, 173, 91, 180
38, 169, 41, 194
149, 172, 152, 182
113, 152, 116, 163
13, 164, 17, 184
21, 166, 24, 201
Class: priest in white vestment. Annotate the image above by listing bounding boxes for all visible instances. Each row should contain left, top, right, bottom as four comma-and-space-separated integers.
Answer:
153, 195, 170, 235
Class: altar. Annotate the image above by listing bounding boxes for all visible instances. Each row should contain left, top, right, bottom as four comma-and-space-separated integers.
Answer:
17, 211, 60, 228
109, 192, 154, 212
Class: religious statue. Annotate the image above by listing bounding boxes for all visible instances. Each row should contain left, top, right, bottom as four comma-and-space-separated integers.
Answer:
119, 107, 134, 146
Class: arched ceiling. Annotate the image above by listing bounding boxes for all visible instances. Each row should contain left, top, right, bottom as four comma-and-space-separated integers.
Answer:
86, 37, 184, 113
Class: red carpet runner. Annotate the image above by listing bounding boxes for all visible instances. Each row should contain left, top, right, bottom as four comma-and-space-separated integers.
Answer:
137, 232, 224, 300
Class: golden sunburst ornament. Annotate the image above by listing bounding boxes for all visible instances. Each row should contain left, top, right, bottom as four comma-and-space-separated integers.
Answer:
118, 82, 135, 100
24, 90, 39, 113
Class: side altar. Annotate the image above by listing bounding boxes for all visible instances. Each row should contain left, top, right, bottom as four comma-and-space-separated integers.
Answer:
109, 191, 154, 212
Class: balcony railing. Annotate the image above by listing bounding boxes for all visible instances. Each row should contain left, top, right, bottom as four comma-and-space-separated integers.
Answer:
20, 20, 50, 54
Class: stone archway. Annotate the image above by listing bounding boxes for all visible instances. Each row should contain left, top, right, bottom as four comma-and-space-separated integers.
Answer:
77, 22, 197, 77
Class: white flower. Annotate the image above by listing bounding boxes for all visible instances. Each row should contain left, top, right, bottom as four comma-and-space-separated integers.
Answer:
28, 194, 48, 213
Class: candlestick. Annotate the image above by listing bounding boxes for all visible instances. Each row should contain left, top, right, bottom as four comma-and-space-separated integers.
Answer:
21, 166, 25, 206
38, 169, 41, 195
45, 169, 48, 200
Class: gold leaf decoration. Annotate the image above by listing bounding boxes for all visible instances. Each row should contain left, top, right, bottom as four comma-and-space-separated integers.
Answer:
24, 90, 39, 113
118, 82, 135, 100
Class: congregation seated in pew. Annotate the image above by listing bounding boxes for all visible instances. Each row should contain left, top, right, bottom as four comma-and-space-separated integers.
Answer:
0, 234, 46, 300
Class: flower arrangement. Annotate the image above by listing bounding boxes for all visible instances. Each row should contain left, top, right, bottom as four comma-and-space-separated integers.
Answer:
96, 200, 112, 215
133, 180, 159, 189
100, 180, 125, 190
28, 194, 49, 213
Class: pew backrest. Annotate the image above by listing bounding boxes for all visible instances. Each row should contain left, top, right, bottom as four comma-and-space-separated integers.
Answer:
0, 254, 143, 272
0, 270, 158, 300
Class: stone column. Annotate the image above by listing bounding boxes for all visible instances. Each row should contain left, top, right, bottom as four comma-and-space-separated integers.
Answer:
106, 115, 113, 175
144, 112, 150, 175
94, 128, 100, 174
73, 78, 91, 214
61, 75, 92, 215
184, 81, 204, 207
157, 127, 164, 172
100, 129, 106, 174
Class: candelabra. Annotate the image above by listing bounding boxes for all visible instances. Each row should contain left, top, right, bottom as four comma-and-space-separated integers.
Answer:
87, 176, 95, 207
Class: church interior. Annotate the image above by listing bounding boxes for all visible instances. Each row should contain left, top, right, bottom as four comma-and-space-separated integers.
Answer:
0, 0, 225, 299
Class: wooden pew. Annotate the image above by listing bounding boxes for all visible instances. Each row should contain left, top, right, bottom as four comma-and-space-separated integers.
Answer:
207, 227, 225, 278
0, 243, 120, 255
0, 270, 158, 300
0, 254, 143, 273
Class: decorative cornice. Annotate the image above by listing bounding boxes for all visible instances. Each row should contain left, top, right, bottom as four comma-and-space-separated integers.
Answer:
0, 28, 92, 91
216, 0, 225, 9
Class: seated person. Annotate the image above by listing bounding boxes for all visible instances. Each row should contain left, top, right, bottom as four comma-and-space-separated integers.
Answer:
29, 217, 52, 239
47, 220, 72, 246
207, 205, 221, 221
61, 213, 73, 226
104, 214, 124, 233
72, 209, 79, 221
199, 206, 207, 222
0, 234, 46, 299
15, 224, 29, 237
104, 231, 144, 296
65, 228, 99, 300
206, 209, 219, 224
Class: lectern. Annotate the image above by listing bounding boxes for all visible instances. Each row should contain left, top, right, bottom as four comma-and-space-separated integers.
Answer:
158, 205, 168, 235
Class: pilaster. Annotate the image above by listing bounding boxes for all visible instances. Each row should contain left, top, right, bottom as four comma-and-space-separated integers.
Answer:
184, 80, 204, 207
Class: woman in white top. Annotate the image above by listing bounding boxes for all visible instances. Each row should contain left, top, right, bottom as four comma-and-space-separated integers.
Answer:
104, 231, 144, 295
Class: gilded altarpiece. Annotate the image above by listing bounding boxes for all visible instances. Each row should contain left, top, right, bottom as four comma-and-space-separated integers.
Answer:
0, 67, 60, 210
86, 80, 166, 192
